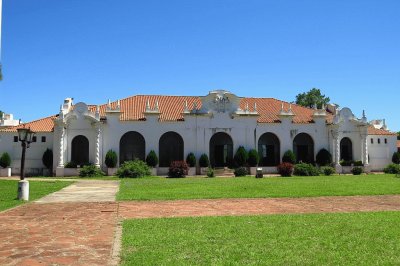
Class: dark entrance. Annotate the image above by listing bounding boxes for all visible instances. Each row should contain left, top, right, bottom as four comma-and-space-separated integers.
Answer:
340, 137, 353, 161
210, 132, 233, 167
258, 132, 280, 166
293, 133, 314, 163
71, 135, 89, 165
119, 131, 146, 164
159, 131, 184, 167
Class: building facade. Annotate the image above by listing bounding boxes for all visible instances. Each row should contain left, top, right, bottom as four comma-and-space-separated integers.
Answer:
0, 90, 397, 176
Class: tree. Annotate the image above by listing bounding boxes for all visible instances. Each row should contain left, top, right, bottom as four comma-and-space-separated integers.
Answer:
295, 88, 330, 109
0, 110, 3, 117
397, 131, 400, 140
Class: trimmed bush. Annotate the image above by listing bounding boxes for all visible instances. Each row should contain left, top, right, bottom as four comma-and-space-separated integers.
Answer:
79, 165, 105, 177
321, 166, 336, 176
105, 150, 118, 168
206, 167, 215, 178
234, 167, 248, 177
316, 149, 332, 166
353, 161, 364, 167
392, 152, 400, 164
282, 150, 296, 164
146, 150, 158, 167
277, 162, 294, 177
42, 149, 53, 170
186, 153, 196, 167
117, 160, 151, 178
234, 146, 248, 167
293, 163, 320, 176
383, 163, 400, 174
199, 154, 210, 168
340, 160, 352, 166
0, 152, 11, 168
351, 166, 363, 175
247, 149, 259, 167
65, 161, 77, 168
168, 161, 189, 178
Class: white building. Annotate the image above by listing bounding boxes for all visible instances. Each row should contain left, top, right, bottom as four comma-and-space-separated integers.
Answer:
0, 90, 397, 176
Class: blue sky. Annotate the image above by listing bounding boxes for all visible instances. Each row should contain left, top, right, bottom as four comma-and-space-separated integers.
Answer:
1, 0, 399, 131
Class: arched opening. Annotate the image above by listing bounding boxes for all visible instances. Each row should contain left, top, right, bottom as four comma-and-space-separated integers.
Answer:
258, 132, 280, 166
159, 132, 184, 167
209, 132, 233, 167
71, 135, 89, 166
293, 133, 314, 163
340, 137, 353, 161
119, 131, 146, 164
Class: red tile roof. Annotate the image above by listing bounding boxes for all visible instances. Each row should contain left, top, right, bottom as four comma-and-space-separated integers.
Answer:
367, 126, 397, 136
0, 115, 57, 133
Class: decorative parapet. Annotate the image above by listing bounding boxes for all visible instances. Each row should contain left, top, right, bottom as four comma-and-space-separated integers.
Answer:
143, 99, 161, 117
278, 103, 295, 121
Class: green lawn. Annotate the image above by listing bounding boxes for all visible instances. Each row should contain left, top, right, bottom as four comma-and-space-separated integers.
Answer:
0, 180, 73, 211
117, 174, 400, 200
121, 211, 400, 265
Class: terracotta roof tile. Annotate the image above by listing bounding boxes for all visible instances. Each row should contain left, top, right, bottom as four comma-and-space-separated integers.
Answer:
367, 126, 397, 136
0, 115, 57, 133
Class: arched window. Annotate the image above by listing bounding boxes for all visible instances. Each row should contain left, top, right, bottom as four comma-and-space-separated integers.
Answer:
159, 132, 184, 167
119, 131, 146, 164
258, 132, 280, 166
71, 135, 89, 166
340, 137, 353, 161
293, 133, 314, 163
209, 132, 233, 167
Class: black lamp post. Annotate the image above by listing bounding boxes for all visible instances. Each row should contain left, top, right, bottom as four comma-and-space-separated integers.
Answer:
17, 127, 34, 200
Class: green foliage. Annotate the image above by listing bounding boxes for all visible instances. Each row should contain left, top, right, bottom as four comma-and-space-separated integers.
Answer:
199, 154, 210, 168
340, 160, 352, 166
105, 150, 118, 168
295, 88, 330, 109
42, 149, 53, 170
234, 146, 248, 167
186, 153, 196, 167
117, 160, 151, 178
79, 165, 105, 177
392, 152, 400, 164
353, 161, 364, 167
206, 167, 215, 178
64, 161, 77, 168
234, 167, 248, 177
294, 163, 320, 176
383, 164, 400, 174
351, 166, 363, 175
0, 110, 3, 117
316, 149, 332, 166
0, 152, 11, 168
168, 161, 189, 178
146, 150, 158, 167
321, 166, 336, 176
282, 150, 296, 164
247, 149, 259, 167
397, 132, 400, 140
277, 163, 294, 177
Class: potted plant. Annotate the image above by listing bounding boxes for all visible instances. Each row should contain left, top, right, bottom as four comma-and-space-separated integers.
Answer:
146, 150, 158, 176
186, 152, 196, 176
199, 153, 209, 175
247, 149, 259, 175
105, 150, 118, 176
0, 152, 12, 177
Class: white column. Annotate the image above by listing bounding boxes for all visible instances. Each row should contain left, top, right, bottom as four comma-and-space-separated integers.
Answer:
361, 133, 369, 165
331, 130, 340, 165
95, 126, 101, 167
58, 126, 65, 167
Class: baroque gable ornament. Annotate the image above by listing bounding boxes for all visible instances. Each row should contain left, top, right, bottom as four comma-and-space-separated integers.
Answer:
213, 93, 231, 113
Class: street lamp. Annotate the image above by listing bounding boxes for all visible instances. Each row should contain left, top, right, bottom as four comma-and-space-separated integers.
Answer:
17, 126, 35, 200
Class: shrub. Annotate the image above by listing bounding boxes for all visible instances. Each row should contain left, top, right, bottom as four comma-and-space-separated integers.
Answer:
0, 152, 11, 168
392, 152, 400, 164
351, 166, 363, 175
293, 163, 320, 176
42, 149, 53, 170
65, 161, 77, 168
105, 150, 118, 168
353, 160, 364, 167
234, 146, 248, 167
316, 149, 332, 166
146, 150, 159, 167
282, 150, 296, 164
321, 166, 336, 176
79, 165, 105, 177
383, 163, 400, 174
247, 149, 259, 167
117, 160, 151, 178
168, 161, 189, 178
186, 153, 196, 167
340, 160, 352, 166
234, 167, 248, 177
199, 154, 210, 168
277, 162, 294, 177
206, 167, 215, 178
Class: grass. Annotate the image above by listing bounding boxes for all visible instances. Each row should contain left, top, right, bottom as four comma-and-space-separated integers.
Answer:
28, 176, 120, 180
121, 211, 400, 265
0, 180, 73, 211
117, 174, 400, 201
